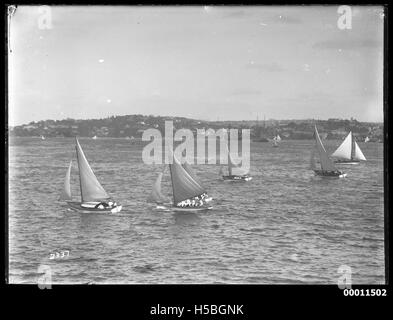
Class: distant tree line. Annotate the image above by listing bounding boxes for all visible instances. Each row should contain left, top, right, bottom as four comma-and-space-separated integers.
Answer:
9, 115, 383, 141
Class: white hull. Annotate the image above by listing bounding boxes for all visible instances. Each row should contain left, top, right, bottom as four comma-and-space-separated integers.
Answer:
172, 206, 213, 212
222, 175, 252, 182
335, 162, 360, 165
67, 201, 122, 213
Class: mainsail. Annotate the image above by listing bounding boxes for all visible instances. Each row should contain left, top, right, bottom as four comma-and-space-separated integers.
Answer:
60, 160, 72, 201
75, 138, 110, 202
354, 142, 367, 161
314, 126, 337, 171
364, 136, 370, 143
276, 135, 281, 141
148, 172, 168, 203
332, 132, 352, 160
169, 154, 205, 204
182, 161, 204, 188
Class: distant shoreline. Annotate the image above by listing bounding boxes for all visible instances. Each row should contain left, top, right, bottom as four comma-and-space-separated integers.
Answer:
8, 114, 384, 142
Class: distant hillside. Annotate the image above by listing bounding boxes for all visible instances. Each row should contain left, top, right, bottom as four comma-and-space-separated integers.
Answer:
9, 115, 383, 142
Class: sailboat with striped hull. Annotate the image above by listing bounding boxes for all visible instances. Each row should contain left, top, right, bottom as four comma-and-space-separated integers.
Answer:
312, 126, 347, 178
61, 138, 122, 213
331, 131, 366, 164
149, 153, 213, 212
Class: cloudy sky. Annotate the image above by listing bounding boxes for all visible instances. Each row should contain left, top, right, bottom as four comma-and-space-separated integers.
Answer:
8, 5, 384, 126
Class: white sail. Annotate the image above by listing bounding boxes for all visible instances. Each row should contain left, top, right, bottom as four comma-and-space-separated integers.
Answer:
75, 138, 110, 202
276, 135, 281, 141
353, 142, 366, 161
364, 136, 370, 143
169, 154, 206, 204
60, 160, 72, 201
148, 172, 168, 203
332, 132, 352, 160
314, 126, 337, 171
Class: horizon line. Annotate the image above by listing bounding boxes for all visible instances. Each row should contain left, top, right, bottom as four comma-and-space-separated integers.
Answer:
9, 114, 384, 127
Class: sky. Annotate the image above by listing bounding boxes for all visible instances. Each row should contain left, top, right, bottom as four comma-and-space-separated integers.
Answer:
8, 5, 384, 126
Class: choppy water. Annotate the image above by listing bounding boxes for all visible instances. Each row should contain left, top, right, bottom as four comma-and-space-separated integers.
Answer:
8, 137, 385, 284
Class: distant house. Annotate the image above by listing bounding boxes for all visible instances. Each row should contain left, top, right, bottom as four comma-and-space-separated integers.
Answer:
23, 125, 37, 130
331, 129, 347, 136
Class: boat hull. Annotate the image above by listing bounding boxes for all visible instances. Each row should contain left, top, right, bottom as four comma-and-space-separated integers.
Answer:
66, 201, 122, 213
222, 175, 252, 182
172, 205, 213, 212
334, 159, 360, 165
313, 170, 347, 178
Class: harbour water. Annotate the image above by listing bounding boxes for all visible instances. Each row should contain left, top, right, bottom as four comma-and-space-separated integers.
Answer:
8, 137, 385, 284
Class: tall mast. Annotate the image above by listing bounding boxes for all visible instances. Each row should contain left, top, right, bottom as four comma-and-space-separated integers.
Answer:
351, 132, 355, 160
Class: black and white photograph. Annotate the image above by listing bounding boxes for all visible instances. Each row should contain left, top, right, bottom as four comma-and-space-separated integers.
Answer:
7, 5, 386, 290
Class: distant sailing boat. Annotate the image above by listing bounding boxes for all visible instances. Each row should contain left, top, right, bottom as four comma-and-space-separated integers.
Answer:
364, 136, 370, 143
270, 134, 281, 147
149, 153, 213, 212
61, 138, 122, 213
331, 131, 366, 164
312, 126, 347, 178
92, 135, 97, 140
220, 141, 252, 181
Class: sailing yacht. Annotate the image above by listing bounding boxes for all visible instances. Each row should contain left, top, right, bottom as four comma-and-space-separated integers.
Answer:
149, 153, 213, 212
170, 155, 213, 211
60, 138, 122, 213
92, 135, 97, 140
312, 126, 347, 178
331, 131, 366, 164
220, 141, 252, 181
364, 136, 370, 143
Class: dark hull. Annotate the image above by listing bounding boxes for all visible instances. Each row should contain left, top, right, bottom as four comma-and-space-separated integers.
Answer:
313, 170, 347, 178
66, 201, 122, 213
222, 175, 252, 182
